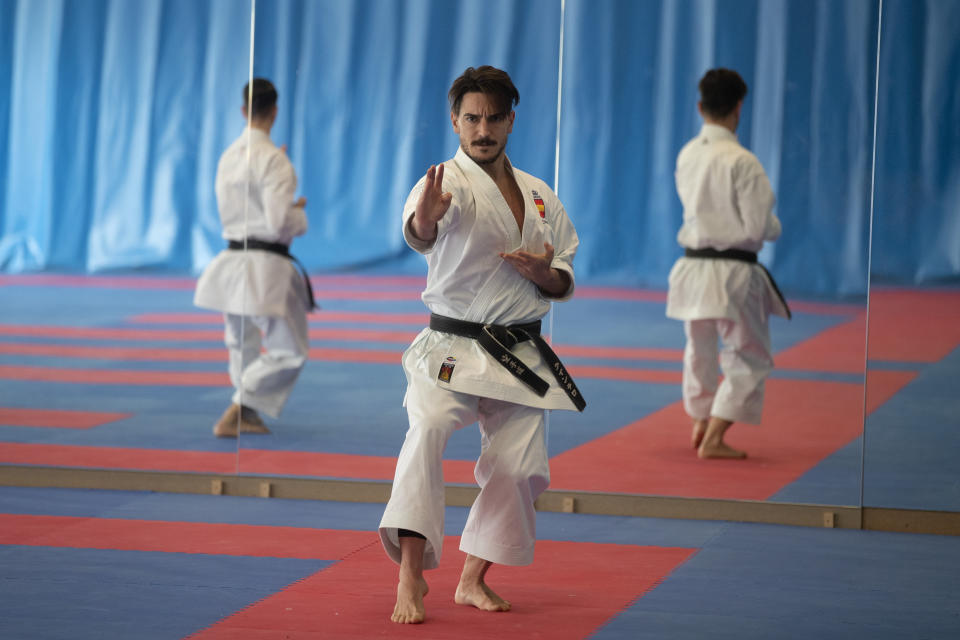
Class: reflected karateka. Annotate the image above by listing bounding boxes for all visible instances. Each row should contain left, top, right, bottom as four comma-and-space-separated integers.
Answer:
667, 68, 791, 459
194, 78, 313, 438
378, 66, 585, 624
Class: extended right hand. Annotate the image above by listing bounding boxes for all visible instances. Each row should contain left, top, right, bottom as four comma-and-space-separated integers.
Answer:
411, 164, 452, 241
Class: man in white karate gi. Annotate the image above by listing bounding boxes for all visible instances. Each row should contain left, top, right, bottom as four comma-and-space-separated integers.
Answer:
667, 68, 790, 459
379, 66, 584, 624
195, 78, 313, 438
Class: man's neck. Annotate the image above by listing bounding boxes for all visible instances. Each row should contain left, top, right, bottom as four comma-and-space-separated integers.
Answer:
248, 119, 272, 135
704, 116, 737, 134
480, 156, 510, 182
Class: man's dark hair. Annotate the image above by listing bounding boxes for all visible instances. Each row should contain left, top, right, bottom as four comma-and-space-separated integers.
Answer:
698, 68, 747, 119
448, 66, 519, 115
243, 78, 278, 119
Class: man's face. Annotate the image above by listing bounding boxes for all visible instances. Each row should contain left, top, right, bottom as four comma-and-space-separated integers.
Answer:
451, 92, 515, 166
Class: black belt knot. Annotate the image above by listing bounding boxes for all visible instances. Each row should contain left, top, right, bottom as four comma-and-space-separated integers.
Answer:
227, 239, 316, 310
429, 313, 586, 411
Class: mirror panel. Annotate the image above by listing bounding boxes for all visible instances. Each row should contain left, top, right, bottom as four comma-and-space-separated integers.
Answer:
862, 0, 960, 512
537, 0, 878, 506
235, 0, 565, 477
0, 0, 254, 475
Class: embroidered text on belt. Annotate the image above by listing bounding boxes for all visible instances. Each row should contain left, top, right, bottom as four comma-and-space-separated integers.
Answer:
228, 239, 316, 310
429, 313, 586, 411
684, 247, 791, 319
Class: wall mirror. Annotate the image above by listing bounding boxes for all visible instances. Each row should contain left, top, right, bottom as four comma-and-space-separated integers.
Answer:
0, 0, 253, 475
9, 1, 956, 531
861, 0, 960, 516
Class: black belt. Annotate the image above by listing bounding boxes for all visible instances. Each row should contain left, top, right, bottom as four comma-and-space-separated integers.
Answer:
429, 313, 586, 412
684, 247, 791, 319
228, 239, 316, 310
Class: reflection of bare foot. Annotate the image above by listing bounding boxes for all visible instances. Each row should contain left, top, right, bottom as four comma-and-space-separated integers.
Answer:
692, 419, 707, 449
213, 404, 271, 438
697, 417, 746, 459
698, 441, 747, 459
240, 405, 264, 427
391, 575, 428, 624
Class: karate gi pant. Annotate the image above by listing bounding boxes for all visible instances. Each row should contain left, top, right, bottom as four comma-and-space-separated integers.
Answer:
682, 306, 773, 426
224, 311, 308, 418
379, 371, 550, 571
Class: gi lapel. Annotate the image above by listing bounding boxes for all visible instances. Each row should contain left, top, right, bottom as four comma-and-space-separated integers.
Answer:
453, 147, 523, 250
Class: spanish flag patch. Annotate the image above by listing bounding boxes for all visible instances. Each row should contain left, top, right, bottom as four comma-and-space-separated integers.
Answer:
532, 190, 545, 218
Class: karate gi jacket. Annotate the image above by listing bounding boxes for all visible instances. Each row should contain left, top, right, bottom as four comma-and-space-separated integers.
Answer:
402, 147, 580, 411
666, 124, 789, 321
194, 128, 309, 317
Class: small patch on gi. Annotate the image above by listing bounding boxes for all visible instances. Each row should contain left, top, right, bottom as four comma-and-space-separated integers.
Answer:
532, 190, 546, 218
438, 356, 457, 382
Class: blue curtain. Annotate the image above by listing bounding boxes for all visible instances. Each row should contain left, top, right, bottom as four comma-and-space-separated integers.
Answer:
1, 0, 957, 297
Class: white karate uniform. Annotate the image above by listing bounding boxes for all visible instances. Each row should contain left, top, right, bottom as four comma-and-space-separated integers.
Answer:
379, 147, 580, 570
194, 128, 310, 418
666, 124, 788, 425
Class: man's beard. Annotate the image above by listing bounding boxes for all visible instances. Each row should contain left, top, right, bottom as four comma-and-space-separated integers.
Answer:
462, 139, 504, 166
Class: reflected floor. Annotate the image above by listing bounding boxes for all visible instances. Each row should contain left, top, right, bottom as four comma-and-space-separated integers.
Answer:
2, 274, 958, 508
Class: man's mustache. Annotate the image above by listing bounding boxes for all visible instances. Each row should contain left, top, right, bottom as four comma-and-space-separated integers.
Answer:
472, 138, 497, 147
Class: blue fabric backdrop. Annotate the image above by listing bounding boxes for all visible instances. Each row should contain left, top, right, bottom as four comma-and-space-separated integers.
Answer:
0, 0, 957, 296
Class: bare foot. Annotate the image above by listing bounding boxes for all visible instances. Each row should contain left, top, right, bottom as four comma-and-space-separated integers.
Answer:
698, 441, 747, 459
455, 580, 511, 612
691, 419, 707, 449
391, 576, 428, 624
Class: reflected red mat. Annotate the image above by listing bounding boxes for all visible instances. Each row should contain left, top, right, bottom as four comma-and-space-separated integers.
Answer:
0, 514, 368, 559
548, 373, 915, 499
0, 442, 478, 483
866, 290, 960, 361
0, 407, 130, 429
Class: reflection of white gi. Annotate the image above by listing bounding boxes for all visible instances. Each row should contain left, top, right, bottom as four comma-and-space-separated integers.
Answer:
666, 124, 788, 425
379, 147, 580, 570
194, 128, 309, 418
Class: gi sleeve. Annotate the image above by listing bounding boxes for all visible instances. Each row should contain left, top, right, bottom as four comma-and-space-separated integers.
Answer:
401, 170, 461, 254
734, 156, 779, 244
541, 188, 579, 302
261, 151, 307, 240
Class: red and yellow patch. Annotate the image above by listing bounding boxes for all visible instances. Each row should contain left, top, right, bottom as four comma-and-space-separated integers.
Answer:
532, 190, 545, 218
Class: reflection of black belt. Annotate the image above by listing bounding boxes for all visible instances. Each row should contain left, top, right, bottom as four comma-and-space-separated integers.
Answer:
228, 239, 316, 310
684, 247, 791, 319
429, 313, 586, 411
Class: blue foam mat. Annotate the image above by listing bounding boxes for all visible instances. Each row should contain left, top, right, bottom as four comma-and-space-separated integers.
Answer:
0, 546, 328, 640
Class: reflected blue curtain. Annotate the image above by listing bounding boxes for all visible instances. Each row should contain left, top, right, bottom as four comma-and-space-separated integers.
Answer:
246, 0, 561, 271
0, 0, 251, 273
872, 0, 960, 285
559, 0, 881, 296
1, 0, 957, 297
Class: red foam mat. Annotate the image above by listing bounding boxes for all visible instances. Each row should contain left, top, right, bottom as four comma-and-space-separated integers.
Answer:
548, 373, 915, 499
188, 537, 694, 639
0, 407, 131, 429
